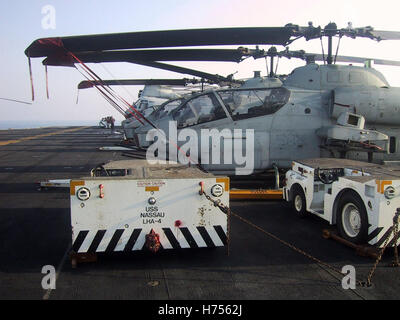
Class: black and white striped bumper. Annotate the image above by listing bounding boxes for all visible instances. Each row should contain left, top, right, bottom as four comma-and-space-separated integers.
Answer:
72, 226, 228, 253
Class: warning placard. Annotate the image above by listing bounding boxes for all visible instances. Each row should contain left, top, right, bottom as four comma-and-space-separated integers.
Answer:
137, 180, 166, 188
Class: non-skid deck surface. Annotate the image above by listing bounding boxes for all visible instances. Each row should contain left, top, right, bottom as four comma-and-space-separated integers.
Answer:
0, 128, 399, 300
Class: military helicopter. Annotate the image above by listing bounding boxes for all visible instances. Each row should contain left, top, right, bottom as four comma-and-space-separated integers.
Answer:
122, 84, 177, 139
77, 78, 220, 140
131, 51, 400, 173
24, 23, 400, 174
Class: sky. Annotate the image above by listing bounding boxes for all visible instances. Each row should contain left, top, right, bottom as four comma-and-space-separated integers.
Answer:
2, 0, 400, 124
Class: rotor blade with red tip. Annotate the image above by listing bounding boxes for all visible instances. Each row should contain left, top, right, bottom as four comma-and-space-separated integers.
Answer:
25, 27, 294, 58
78, 79, 192, 89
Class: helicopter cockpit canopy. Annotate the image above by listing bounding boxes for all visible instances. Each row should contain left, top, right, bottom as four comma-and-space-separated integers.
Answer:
218, 87, 290, 120
173, 92, 223, 128
151, 98, 184, 121
172, 87, 291, 129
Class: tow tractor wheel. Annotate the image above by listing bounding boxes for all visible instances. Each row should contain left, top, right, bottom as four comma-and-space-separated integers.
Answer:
291, 185, 307, 218
337, 191, 369, 244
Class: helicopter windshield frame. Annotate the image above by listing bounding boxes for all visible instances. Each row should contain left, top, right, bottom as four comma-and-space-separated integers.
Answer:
171, 87, 291, 128
151, 97, 185, 121
173, 91, 229, 129
216, 87, 291, 121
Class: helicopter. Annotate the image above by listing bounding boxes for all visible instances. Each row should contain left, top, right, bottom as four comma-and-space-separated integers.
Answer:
77, 78, 221, 140
24, 22, 400, 174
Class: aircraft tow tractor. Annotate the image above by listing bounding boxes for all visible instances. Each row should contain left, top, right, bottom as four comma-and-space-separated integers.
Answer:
284, 158, 400, 256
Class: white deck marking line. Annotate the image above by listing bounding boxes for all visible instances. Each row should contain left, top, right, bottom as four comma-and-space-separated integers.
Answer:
42, 243, 71, 300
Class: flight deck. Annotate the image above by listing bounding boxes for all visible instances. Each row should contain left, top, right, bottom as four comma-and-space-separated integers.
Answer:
0, 126, 399, 300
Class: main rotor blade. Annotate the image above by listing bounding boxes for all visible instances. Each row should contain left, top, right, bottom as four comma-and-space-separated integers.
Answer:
25, 27, 293, 58
310, 53, 400, 66
78, 79, 193, 89
130, 61, 241, 84
368, 30, 400, 41
43, 48, 246, 66
286, 23, 400, 42
245, 45, 400, 67
43, 53, 239, 85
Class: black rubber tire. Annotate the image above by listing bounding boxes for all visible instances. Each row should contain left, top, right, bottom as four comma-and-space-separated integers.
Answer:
336, 191, 369, 244
290, 184, 308, 218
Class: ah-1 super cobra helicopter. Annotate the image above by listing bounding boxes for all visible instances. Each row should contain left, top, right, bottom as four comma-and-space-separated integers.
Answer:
24, 22, 400, 175
77, 78, 220, 140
